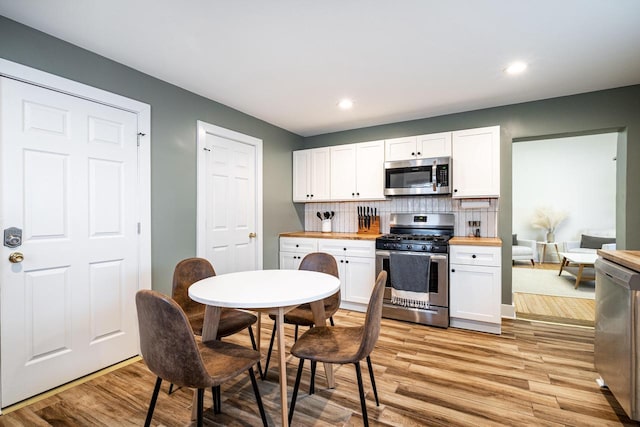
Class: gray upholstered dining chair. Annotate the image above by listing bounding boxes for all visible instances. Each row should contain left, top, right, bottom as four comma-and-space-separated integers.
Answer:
170, 257, 262, 388
262, 252, 340, 377
287, 270, 387, 427
135, 289, 268, 427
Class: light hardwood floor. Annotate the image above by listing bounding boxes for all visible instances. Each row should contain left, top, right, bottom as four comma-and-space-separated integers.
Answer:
1, 310, 636, 426
513, 262, 595, 326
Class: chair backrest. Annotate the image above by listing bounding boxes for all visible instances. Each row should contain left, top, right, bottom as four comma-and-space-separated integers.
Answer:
355, 271, 387, 361
135, 289, 211, 388
299, 252, 341, 310
171, 257, 216, 316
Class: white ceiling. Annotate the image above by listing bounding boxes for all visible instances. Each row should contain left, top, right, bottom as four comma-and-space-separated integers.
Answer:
2, 0, 639, 137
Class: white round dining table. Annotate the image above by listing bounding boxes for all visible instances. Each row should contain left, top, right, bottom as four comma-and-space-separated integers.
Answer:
189, 269, 340, 427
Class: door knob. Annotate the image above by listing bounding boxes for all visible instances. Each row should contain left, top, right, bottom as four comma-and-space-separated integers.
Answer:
9, 251, 24, 263
249, 232, 257, 238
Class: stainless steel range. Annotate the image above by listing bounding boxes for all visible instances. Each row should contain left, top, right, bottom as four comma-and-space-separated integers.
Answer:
375, 212, 454, 328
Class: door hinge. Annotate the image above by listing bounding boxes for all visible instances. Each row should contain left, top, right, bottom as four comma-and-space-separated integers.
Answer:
137, 222, 141, 234
137, 132, 146, 147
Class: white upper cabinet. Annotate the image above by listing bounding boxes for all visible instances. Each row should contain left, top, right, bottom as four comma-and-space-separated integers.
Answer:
416, 132, 452, 158
330, 140, 385, 201
451, 126, 500, 198
385, 132, 451, 161
385, 136, 417, 161
292, 147, 331, 202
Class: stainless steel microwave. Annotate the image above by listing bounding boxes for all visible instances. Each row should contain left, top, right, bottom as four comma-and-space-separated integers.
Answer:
384, 157, 451, 196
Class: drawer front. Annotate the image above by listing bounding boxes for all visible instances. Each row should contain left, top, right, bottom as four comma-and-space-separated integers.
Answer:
449, 245, 501, 267
279, 237, 318, 253
317, 238, 375, 258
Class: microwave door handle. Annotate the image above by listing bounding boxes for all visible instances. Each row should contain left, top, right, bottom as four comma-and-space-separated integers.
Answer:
432, 162, 437, 191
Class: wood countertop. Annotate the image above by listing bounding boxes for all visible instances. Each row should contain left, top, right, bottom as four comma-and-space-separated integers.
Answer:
449, 237, 502, 247
598, 250, 640, 272
280, 231, 382, 241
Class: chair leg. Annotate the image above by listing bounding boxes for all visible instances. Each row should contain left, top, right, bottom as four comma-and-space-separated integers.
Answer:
211, 386, 221, 414
167, 382, 174, 395
263, 321, 277, 379
530, 259, 535, 267
309, 360, 317, 395
354, 362, 369, 427
248, 325, 264, 380
197, 388, 204, 427
329, 316, 335, 326
366, 356, 379, 406
144, 377, 162, 427
294, 324, 299, 341
289, 358, 305, 425
248, 367, 268, 426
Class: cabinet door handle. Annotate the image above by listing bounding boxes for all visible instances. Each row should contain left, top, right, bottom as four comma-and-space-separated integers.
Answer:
472, 254, 477, 259
451, 269, 455, 273
340, 260, 344, 263
296, 244, 299, 247
417, 151, 421, 155
454, 189, 458, 193
345, 260, 349, 264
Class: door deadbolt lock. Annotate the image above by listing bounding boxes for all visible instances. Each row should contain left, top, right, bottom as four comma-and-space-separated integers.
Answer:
4, 227, 22, 248
9, 252, 24, 263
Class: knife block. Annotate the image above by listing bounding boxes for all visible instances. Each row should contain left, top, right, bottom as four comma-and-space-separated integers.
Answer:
357, 216, 380, 234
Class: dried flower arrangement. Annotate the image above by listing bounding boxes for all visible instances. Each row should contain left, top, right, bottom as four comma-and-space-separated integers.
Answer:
531, 207, 568, 242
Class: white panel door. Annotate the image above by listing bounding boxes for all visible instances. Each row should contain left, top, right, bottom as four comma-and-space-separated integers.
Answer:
0, 78, 140, 407
204, 133, 257, 274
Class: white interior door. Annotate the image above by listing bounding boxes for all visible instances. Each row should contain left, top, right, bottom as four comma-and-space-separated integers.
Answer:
0, 77, 141, 407
197, 121, 263, 274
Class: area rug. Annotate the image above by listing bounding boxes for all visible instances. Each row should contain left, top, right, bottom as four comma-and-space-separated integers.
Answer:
512, 267, 595, 299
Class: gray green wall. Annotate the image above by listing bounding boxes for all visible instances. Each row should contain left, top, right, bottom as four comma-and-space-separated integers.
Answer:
0, 16, 304, 295
304, 86, 640, 305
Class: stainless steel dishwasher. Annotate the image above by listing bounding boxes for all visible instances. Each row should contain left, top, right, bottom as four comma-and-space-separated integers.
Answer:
594, 256, 640, 421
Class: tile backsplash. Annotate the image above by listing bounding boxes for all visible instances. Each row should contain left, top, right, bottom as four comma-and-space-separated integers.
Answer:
303, 196, 499, 237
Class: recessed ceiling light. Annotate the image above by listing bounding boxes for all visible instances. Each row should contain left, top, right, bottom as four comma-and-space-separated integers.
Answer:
338, 98, 354, 110
505, 61, 527, 75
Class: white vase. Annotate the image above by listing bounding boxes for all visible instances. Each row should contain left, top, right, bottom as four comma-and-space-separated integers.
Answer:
546, 231, 555, 243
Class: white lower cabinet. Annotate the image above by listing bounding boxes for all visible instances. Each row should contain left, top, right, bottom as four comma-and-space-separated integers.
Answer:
279, 237, 376, 312
449, 245, 502, 334
317, 239, 376, 311
279, 237, 318, 270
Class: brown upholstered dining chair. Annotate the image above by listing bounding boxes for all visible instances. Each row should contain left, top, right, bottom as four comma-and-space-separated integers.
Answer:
135, 289, 267, 427
288, 271, 387, 427
170, 257, 262, 387
262, 252, 340, 377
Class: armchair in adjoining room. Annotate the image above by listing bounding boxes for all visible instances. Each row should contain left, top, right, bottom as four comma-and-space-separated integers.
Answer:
511, 234, 536, 266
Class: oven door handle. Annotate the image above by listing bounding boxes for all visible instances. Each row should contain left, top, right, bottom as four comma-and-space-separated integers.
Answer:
376, 250, 447, 261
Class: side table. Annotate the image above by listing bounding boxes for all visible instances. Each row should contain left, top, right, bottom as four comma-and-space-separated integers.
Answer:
536, 241, 561, 264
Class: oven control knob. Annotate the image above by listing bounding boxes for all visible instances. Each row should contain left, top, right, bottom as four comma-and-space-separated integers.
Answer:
406, 245, 412, 250
422, 245, 427, 250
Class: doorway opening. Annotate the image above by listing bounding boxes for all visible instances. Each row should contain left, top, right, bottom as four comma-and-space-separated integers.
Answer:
511, 132, 617, 326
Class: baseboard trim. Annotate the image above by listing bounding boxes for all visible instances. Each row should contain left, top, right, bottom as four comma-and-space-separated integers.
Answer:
501, 303, 516, 319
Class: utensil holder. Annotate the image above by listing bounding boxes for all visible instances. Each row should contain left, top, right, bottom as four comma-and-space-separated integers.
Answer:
357, 216, 380, 234
321, 219, 332, 233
